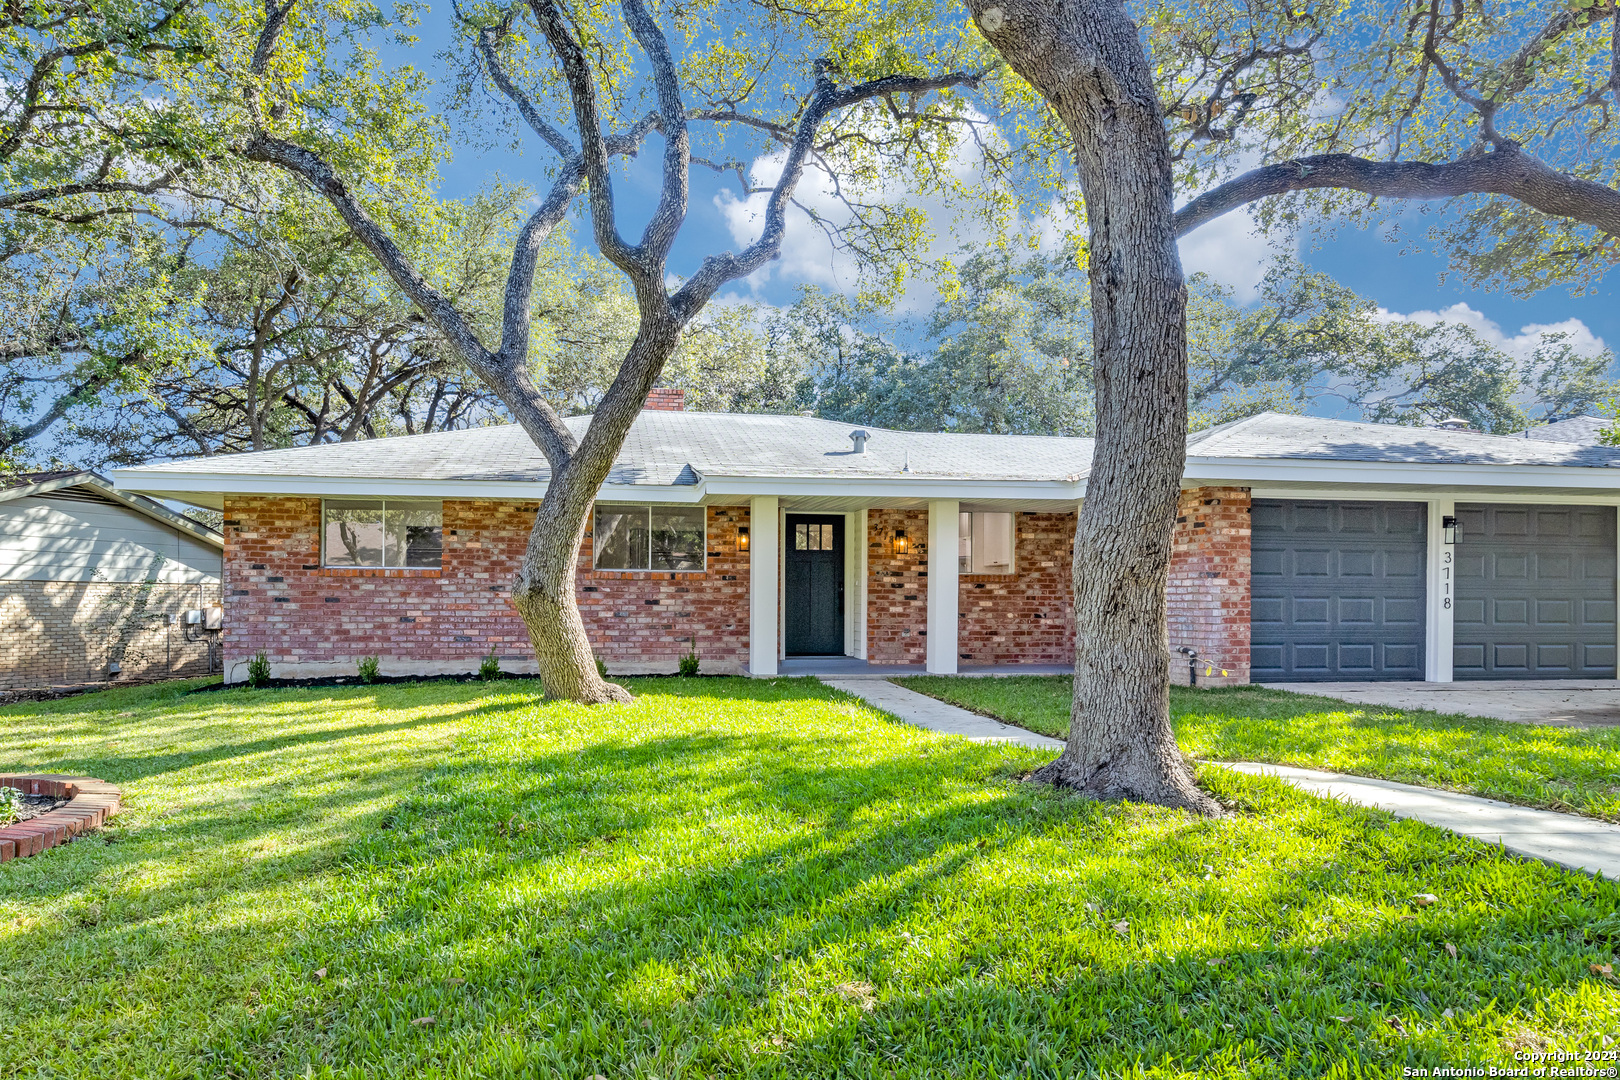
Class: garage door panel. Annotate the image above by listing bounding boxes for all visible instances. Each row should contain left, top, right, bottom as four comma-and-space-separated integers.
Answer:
1338, 550, 1376, 576
1385, 642, 1423, 669
1295, 550, 1331, 576
1339, 597, 1375, 623
1536, 643, 1571, 669
1338, 644, 1375, 670
1454, 503, 1616, 679
1534, 552, 1571, 580
1385, 597, 1424, 625
1251, 500, 1427, 682
1491, 598, 1530, 625
1492, 644, 1529, 671
1534, 599, 1573, 626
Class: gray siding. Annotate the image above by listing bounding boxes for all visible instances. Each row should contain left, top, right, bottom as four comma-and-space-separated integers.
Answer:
0, 494, 220, 584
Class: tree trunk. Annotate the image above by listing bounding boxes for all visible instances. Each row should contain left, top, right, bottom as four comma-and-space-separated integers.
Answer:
512, 476, 633, 704
505, 326, 682, 704
969, 0, 1220, 814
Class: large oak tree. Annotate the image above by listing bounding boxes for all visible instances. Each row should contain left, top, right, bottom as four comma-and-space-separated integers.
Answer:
233, 0, 983, 701
967, 0, 1618, 811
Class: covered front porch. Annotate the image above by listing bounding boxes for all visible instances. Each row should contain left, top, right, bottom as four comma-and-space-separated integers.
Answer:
739, 494, 1082, 677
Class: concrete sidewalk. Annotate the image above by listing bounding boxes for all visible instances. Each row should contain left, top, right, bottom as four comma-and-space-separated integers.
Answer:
1226, 763, 1620, 879
819, 677, 1063, 750
820, 675, 1619, 879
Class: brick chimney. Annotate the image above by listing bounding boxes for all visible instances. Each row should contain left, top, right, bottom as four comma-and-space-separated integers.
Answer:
643, 387, 685, 411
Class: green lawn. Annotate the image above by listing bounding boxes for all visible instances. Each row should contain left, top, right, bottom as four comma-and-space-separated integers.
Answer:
1, 676, 1617, 1077
896, 675, 1620, 823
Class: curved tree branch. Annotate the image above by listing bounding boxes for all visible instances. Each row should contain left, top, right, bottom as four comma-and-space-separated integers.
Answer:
1174, 148, 1620, 240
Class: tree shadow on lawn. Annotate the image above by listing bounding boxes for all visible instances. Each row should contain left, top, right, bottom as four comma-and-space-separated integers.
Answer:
3, 677, 1616, 1078
264, 689, 1617, 1076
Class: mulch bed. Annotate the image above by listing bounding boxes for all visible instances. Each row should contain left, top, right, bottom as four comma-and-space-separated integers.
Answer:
3, 792, 71, 824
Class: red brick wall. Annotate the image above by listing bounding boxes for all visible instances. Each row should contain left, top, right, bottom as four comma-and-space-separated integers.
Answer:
865, 508, 929, 664
1166, 486, 1251, 686
221, 497, 749, 681
958, 511, 1076, 664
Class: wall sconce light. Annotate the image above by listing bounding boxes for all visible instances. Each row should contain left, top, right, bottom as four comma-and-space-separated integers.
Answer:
1442, 515, 1458, 544
893, 529, 908, 556
738, 526, 749, 552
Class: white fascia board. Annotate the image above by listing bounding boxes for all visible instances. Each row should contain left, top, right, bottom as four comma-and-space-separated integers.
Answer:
695, 474, 1087, 503
1186, 455, 1620, 492
1249, 484, 1620, 506
110, 468, 1090, 506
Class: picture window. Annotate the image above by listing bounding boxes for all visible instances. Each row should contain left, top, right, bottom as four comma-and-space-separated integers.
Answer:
593, 504, 706, 571
322, 499, 443, 568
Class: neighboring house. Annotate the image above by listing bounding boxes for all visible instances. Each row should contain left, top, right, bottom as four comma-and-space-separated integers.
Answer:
112, 392, 1620, 685
0, 471, 223, 689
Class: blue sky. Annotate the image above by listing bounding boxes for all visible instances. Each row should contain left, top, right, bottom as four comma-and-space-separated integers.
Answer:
413, 19, 1616, 392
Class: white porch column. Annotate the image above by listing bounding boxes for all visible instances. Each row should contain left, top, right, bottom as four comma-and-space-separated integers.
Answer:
926, 499, 959, 673
846, 509, 868, 658
749, 495, 779, 676
1425, 498, 1456, 682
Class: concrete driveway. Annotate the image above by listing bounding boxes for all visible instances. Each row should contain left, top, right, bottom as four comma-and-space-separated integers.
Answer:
1269, 680, 1620, 728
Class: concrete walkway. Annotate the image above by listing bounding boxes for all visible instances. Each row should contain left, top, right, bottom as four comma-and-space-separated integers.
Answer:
1271, 680, 1620, 728
819, 678, 1063, 750
1226, 763, 1620, 879
820, 676, 1620, 879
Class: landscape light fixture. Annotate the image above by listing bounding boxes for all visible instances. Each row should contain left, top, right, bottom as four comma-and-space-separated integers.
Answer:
1442, 515, 1458, 545
893, 529, 909, 555
738, 526, 749, 552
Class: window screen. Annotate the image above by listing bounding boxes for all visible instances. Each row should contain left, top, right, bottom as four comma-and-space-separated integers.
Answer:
958, 512, 1015, 574
324, 500, 442, 567
594, 505, 706, 570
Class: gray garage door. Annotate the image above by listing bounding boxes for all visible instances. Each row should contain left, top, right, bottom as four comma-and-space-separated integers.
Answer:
1454, 504, 1616, 679
1251, 500, 1427, 681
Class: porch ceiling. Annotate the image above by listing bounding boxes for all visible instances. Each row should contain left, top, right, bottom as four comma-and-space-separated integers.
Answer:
763, 495, 1083, 513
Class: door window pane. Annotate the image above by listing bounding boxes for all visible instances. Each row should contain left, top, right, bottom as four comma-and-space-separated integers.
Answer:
324, 500, 384, 567
595, 506, 650, 569
795, 523, 808, 550
651, 507, 705, 570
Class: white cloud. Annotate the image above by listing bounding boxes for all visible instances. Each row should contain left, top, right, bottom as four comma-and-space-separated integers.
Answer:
1176, 205, 1290, 304
712, 115, 1004, 312
1373, 302, 1610, 361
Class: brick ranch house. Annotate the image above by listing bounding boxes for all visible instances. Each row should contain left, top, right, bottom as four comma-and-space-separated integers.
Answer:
112, 394, 1620, 686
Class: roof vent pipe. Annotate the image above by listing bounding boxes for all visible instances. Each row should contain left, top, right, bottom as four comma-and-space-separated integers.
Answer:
849, 429, 870, 454
1435, 416, 1472, 431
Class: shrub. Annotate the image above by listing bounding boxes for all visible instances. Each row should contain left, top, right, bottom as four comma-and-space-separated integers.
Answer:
479, 650, 501, 681
0, 786, 21, 826
246, 651, 271, 688
357, 655, 380, 684
594, 654, 607, 678
679, 640, 700, 677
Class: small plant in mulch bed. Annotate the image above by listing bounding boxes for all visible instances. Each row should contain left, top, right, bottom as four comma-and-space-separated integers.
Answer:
247, 651, 271, 687
0, 785, 68, 826
479, 650, 501, 681
679, 640, 701, 677
357, 655, 380, 684
594, 655, 607, 678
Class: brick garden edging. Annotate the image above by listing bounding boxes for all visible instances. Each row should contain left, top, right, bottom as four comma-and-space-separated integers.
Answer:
0, 774, 122, 862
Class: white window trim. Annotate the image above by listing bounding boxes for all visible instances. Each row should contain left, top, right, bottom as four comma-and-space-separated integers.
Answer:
320, 497, 444, 569
592, 503, 708, 572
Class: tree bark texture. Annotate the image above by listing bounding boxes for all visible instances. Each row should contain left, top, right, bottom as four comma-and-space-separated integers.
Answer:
968, 0, 1220, 813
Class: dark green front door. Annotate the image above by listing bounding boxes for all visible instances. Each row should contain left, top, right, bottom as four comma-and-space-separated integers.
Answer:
785, 515, 844, 655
